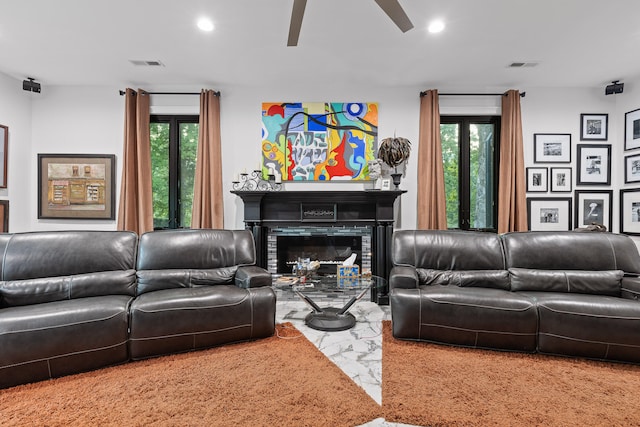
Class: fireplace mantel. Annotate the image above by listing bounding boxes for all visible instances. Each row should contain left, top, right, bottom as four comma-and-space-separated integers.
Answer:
232, 190, 405, 304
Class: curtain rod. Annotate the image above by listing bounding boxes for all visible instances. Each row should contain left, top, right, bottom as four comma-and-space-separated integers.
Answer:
119, 90, 221, 96
421, 91, 525, 98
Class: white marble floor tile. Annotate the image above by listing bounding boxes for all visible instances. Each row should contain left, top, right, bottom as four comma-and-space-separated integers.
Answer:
275, 299, 417, 427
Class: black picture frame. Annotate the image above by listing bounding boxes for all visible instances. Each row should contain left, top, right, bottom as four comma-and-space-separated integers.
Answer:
580, 113, 608, 141
574, 190, 612, 231
527, 197, 572, 231
0, 199, 8, 232
526, 167, 548, 192
625, 153, 640, 184
576, 144, 611, 186
550, 167, 572, 192
37, 154, 116, 220
0, 124, 7, 188
533, 133, 571, 163
625, 108, 640, 151
620, 188, 640, 235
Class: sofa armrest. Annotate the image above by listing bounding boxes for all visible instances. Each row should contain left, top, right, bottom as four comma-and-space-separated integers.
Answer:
621, 276, 640, 301
389, 266, 419, 290
235, 265, 272, 289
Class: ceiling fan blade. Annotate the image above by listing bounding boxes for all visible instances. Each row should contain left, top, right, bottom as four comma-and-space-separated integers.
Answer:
287, 0, 307, 46
374, 0, 414, 33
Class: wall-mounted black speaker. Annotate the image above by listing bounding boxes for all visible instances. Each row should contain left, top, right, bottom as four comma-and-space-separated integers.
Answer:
605, 81, 624, 95
23, 78, 41, 93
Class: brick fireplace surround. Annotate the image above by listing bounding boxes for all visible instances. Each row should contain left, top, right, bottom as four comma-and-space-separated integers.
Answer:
231, 190, 405, 304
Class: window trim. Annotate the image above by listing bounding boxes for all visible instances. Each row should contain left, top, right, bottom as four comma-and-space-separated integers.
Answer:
150, 114, 199, 229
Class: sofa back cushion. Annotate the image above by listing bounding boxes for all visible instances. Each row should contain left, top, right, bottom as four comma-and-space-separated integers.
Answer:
136, 229, 256, 294
392, 230, 506, 270
0, 231, 138, 307
502, 231, 640, 274
417, 269, 510, 290
509, 268, 623, 296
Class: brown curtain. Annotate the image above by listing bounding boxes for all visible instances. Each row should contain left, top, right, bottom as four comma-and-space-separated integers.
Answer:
191, 89, 224, 229
416, 89, 448, 229
117, 88, 153, 234
497, 90, 528, 233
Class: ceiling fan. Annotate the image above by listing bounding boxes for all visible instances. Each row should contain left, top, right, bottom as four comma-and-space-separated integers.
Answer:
287, 0, 414, 46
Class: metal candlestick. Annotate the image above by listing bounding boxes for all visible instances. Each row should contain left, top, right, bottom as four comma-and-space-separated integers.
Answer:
232, 170, 282, 192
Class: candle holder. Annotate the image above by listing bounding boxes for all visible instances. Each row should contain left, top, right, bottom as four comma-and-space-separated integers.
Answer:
232, 170, 282, 192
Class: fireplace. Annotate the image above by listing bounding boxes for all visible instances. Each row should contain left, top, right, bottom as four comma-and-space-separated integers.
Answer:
231, 190, 405, 304
268, 226, 372, 275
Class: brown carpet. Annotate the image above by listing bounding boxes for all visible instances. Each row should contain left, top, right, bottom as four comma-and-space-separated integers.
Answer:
382, 320, 640, 426
0, 323, 381, 427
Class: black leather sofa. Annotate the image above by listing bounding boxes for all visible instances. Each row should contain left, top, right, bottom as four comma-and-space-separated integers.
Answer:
0, 229, 275, 389
390, 230, 640, 363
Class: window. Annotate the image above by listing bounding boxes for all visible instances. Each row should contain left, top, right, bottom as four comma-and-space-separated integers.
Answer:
150, 115, 199, 229
440, 116, 500, 231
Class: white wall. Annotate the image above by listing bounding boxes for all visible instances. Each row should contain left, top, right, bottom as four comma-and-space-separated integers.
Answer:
0, 73, 33, 232
2, 71, 638, 234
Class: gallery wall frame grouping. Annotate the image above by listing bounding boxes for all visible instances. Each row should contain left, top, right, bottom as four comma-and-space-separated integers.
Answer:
37, 154, 116, 220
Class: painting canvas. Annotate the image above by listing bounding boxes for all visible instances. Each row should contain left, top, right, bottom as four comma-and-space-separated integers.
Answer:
38, 154, 115, 219
261, 102, 378, 181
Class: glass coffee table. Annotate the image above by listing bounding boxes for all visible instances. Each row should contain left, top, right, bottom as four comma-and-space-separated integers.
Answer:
273, 274, 387, 331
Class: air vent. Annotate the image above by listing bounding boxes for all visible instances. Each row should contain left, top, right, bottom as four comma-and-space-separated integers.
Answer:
508, 62, 538, 68
129, 60, 165, 67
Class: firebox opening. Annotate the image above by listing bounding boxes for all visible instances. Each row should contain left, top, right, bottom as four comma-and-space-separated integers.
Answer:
267, 226, 372, 276
277, 235, 362, 275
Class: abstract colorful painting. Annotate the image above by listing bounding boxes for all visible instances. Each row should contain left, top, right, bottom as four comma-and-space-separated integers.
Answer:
261, 102, 378, 181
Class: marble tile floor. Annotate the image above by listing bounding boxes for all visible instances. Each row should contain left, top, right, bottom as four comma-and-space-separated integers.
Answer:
275, 297, 419, 427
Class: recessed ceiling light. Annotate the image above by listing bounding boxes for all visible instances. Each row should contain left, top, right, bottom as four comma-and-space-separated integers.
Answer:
428, 20, 445, 34
197, 17, 214, 32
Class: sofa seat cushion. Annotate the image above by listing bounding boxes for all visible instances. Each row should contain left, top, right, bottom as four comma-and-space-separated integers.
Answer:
0, 295, 131, 389
417, 269, 510, 290
129, 285, 275, 359
510, 268, 623, 296
391, 286, 538, 352
519, 292, 640, 362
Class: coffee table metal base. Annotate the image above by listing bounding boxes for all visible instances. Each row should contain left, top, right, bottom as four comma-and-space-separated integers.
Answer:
304, 307, 356, 332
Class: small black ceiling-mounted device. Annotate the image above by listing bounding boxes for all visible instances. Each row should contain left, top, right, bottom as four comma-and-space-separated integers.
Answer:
605, 80, 624, 95
23, 77, 41, 93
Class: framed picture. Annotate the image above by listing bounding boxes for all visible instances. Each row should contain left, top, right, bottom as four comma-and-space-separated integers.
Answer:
380, 178, 391, 191
580, 114, 608, 141
0, 200, 8, 232
574, 190, 612, 231
0, 124, 7, 188
37, 154, 116, 220
576, 144, 611, 185
526, 167, 548, 192
527, 197, 572, 231
533, 133, 571, 163
550, 168, 572, 192
625, 108, 640, 151
620, 189, 640, 235
625, 154, 640, 184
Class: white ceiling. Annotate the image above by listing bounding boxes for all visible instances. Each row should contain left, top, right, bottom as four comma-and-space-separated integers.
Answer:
1, 0, 640, 91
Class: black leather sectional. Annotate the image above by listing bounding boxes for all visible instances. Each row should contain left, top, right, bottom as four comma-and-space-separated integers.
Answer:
0, 229, 275, 389
390, 230, 640, 363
